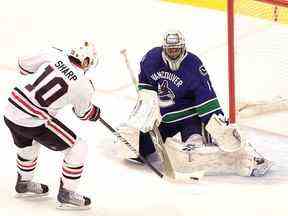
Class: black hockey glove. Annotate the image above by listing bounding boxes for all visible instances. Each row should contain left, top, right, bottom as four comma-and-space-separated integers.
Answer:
88, 105, 101, 121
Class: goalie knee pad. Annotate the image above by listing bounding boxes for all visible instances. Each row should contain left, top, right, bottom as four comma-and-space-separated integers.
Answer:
184, 134, 203, 149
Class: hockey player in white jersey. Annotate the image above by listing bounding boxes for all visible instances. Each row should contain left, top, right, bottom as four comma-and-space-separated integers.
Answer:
4, 42, 100, 209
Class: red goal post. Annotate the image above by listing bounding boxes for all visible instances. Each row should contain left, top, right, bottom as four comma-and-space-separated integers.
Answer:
227, 0, 288, 123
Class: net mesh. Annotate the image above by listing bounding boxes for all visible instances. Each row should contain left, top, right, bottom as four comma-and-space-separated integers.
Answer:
232, 0, 288, 119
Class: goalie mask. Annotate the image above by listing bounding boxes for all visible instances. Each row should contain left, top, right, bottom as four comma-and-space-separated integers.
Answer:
162, 30, 187, 71
69, 41, 98, 71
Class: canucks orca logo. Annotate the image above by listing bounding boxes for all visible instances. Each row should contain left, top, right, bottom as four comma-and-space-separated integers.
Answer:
158, 80, 175, 108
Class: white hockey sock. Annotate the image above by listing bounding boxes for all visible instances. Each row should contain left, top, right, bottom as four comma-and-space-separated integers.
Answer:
16, 143, 40, 181
17, 154, 38, 181
61, 160, 84, 191
61, 137, 87, 191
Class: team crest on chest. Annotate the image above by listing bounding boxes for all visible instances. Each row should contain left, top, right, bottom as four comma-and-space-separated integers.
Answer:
158, 80, 175, 108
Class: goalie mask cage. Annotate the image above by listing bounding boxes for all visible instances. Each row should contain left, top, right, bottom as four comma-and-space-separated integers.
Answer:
227, 0, 288, 123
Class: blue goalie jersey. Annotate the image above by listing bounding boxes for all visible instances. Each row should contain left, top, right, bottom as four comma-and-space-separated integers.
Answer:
138, 47, 224, 125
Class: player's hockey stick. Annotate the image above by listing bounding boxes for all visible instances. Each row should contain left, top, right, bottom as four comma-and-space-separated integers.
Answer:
52, 46, 63, 52
99, 117, 164, 178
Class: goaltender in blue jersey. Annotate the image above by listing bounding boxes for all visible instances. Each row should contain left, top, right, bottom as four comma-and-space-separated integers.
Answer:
123, 30, 272, 178
138, 45, 223, 125
128, 30, 223, 161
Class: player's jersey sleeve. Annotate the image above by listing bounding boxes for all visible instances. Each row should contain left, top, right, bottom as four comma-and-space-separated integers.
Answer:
138, 48, 159, 92
18, 48, 57, 75
69, 77, 96, 120
188, 56, 224, 124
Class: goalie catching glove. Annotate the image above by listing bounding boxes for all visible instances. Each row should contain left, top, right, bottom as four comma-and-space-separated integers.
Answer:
127, 89, 161, 133
205, 114, 247, 152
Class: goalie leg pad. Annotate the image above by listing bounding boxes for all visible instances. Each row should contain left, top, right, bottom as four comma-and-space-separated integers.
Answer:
250, 158, 273, 177
235, 148, 273, 177
164, 136, 273, 177
164, 138, 243, 176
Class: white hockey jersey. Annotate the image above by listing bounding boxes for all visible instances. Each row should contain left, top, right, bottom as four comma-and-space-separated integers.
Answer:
4, 48, 96, 127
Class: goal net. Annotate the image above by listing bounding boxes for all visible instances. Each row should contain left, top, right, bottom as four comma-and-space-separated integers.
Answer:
227, 0, 288, 123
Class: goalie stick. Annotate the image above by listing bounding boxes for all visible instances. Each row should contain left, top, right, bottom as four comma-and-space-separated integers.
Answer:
99, 117, 164, 178
120, 49, 138, 90
149, 123, 175, 179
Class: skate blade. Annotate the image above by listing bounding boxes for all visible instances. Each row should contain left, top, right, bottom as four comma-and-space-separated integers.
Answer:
15, 192, 49, 199
56, 202, 91, 210
124, 158, 145, 166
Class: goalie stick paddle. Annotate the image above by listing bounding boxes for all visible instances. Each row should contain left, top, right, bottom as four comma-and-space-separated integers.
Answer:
99, 117, 164, 178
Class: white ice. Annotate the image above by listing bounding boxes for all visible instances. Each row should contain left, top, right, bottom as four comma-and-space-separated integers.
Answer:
1, 0, 288, 215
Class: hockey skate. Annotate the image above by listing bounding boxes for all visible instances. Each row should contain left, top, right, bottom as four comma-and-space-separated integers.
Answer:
126, 156, 145, 165
126, 152, 162, 165
126, 152, 164, 173
250, 157, 273, 177
57, 180, 91, 210
15, 173, 49, 198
